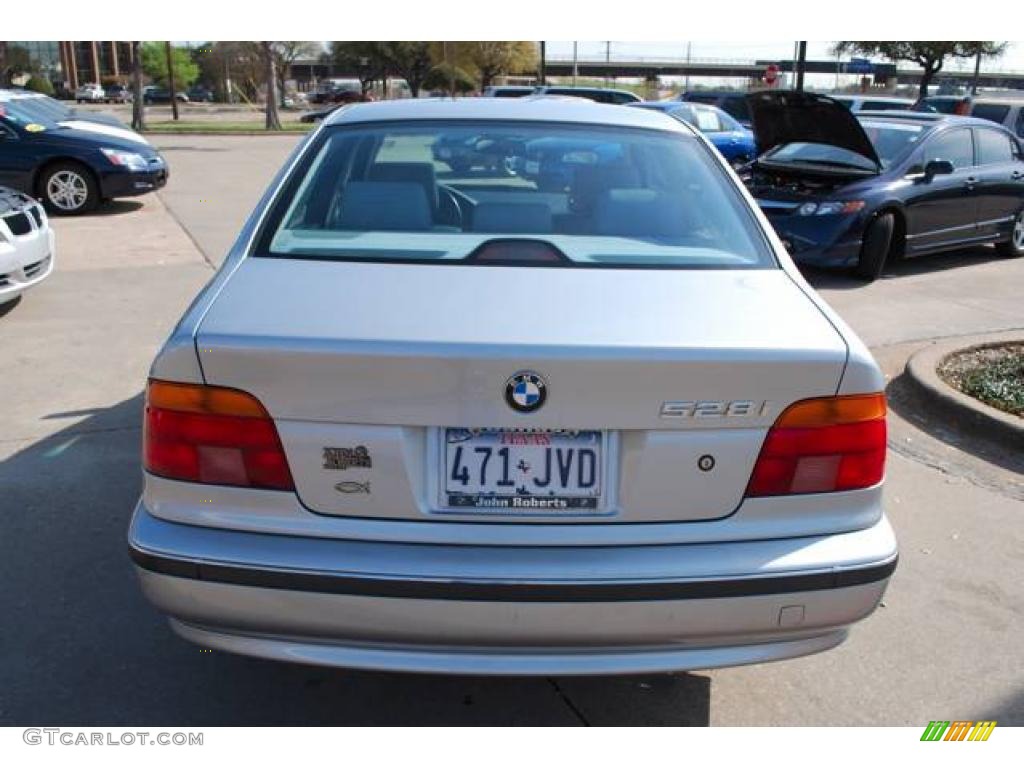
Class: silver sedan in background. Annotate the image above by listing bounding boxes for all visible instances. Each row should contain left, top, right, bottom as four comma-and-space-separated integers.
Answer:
129, 98, 897, 675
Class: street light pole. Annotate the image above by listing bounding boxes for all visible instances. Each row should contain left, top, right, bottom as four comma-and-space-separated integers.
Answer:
795, 41, 807, 92
684, 41, 691, 92
572, 41, 578, 86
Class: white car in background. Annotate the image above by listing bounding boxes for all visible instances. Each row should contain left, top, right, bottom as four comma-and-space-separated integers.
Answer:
828, 94, 914, 112
75, 83, 106, 103
130, 98, 897, 675
0, 187, 54, 306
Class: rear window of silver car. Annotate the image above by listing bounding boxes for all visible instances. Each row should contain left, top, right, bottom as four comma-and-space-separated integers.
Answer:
257, 121, 774, 268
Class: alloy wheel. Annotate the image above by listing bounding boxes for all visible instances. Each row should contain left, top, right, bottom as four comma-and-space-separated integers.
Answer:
1014, 211, 1024, 250
46, 170, 89, 212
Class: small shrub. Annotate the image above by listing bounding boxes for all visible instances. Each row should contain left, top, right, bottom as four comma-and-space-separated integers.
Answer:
23, 75, 54, 96
959, 353, 1024, 417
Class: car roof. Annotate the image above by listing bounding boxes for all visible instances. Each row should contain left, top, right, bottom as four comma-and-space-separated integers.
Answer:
539, 86, 638, 97
972, 96, 1024, 105
324, 97, 695, 133
0, 89, 49, 101
632, 101, 684, 110
837, 95, 912, 103
856, 111, 1009, 129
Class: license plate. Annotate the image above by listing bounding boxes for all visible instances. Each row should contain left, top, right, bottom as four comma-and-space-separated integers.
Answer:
443, 428, 602, 511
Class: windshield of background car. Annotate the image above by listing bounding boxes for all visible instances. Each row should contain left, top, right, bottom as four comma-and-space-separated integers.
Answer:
258, 121, 773, 268
763, 120, 924, 170
0, 95, 64, 129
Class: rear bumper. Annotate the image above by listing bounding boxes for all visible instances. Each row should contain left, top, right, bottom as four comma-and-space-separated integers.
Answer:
129, 502, 897, 675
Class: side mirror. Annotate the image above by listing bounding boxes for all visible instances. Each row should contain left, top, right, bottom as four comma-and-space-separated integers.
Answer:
924, 159, 955, 179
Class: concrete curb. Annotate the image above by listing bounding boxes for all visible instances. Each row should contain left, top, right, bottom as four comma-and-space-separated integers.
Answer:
903, 330, 1023, 447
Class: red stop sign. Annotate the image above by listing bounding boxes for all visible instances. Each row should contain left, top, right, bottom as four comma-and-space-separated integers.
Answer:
765, 63, 779, 85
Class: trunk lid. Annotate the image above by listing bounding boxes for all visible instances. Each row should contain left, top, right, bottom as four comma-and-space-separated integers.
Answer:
746, 90, 882, 170
195, 258, 848, 523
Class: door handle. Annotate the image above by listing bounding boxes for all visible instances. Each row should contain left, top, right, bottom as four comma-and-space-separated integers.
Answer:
964, 176, 978, 190
1012, 171, 1024, 180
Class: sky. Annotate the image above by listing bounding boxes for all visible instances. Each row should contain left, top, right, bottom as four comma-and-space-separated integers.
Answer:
544, 41, 1024, 72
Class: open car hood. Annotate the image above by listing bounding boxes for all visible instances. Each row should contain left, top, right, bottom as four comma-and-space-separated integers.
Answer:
745, 90, 882, 170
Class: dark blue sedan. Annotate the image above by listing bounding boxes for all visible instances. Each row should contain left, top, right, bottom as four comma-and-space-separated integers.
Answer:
630, 101, 757, 167
0, 89, 167, 215
744, 91, 1024, 280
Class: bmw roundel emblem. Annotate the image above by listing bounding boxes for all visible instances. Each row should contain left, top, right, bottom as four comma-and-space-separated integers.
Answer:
505, 371, 547, 413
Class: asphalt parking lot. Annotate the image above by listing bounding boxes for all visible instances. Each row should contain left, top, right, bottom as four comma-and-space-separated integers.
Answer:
1, 133, 1022, 726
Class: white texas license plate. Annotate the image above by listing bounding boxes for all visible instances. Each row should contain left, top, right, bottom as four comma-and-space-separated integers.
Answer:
444, 428, 602, 511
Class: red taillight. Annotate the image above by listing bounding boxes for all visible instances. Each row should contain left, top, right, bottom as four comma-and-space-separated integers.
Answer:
745, 393, 887, 497
143, 379, 294, 491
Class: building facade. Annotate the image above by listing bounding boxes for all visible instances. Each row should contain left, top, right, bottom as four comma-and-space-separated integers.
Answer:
9, 41, 134, 91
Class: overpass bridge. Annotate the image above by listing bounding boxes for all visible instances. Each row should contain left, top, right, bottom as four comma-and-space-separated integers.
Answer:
292, 54, 1024, 93
540, 55, 1024, 90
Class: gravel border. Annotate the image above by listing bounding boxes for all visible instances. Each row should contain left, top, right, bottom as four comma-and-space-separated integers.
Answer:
904, 331, 1024, 448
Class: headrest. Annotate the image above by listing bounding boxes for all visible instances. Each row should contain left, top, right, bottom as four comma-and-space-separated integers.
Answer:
336, 182, 432, 231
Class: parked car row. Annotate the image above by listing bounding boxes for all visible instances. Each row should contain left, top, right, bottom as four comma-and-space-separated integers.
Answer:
1, 89, 167, 215
427, 88, 1024, 281
1, 88, 170, 305
742, 91, 1024, 279
914, 94, 1024, 139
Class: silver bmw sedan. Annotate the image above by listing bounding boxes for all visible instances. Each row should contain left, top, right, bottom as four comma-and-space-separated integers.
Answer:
129, 97, 897, 675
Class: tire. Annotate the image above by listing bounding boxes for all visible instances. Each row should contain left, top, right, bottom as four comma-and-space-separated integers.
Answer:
996, 208, 1024, 258
38, 162, 99, 216
854, 212, 895, 281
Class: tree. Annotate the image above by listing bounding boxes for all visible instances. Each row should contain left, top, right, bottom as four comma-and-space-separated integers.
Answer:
459, 42, 538, 89
0, 42, 31, 87
424, 63, 476, 96
832, 41, 1008, 98
165, 42, 179, 120
131, 41, 145, 132
330, 41, 388, 95
270, 42, 321, 106
260, 42, 282, 130
141, 42, 199, 89
378, 42, 433, 97
194, 42, 262, 102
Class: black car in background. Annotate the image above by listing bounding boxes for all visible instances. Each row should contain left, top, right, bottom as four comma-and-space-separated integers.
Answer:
0, 91, 167, 214
744, 91, 1024, 280
679, 90, 753, 127
143, 86, 188, 104
104, 84, 132, 103
186, 86, 215, 103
